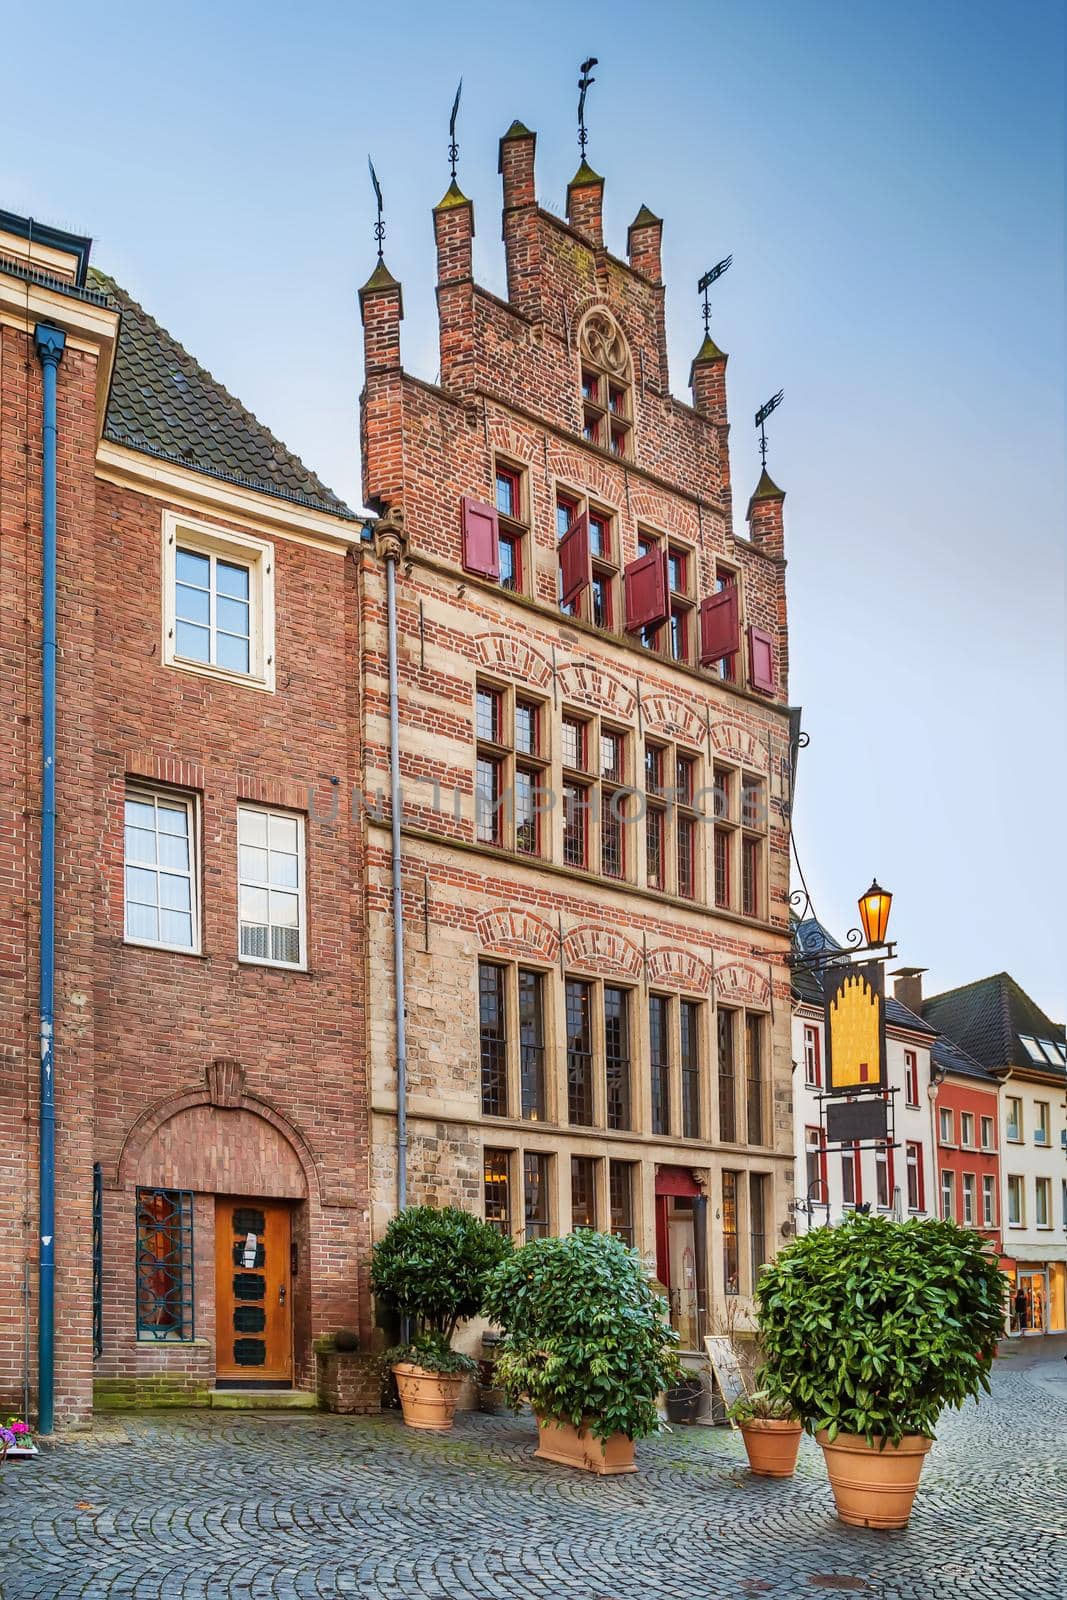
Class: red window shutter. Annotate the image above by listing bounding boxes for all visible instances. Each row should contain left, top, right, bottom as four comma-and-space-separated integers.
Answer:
559, 512, 591, 606
698, 586, 740, 664
461, 496, 500, 580
748, 626, 777, 693
623, 548, 668, 632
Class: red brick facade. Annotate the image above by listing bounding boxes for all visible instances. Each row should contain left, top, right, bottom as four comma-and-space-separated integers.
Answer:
0, 253, 370, 1421
356, 124, 796, 1349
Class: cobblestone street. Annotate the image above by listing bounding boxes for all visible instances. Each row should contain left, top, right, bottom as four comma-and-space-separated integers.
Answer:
2, 1346, 1064, 1600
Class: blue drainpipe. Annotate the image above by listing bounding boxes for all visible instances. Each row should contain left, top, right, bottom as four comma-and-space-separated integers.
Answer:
34, 322, 65, 1435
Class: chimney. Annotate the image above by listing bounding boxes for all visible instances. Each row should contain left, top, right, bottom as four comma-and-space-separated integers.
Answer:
566, 160, 605, 247
628, 205, 669, 390
359, 259, 404, 506
626, 205, 662, 281
746, 467, 788, 693
893, 969, 927, 1017
499, 121, 541, 318
434, 181, 475, 395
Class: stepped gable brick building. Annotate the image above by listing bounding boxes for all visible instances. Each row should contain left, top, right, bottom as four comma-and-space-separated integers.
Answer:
357, 122, 797, 1349
0, 212, 369, 1422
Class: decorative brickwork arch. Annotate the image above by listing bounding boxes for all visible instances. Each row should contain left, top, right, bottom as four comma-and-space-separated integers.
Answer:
646, 946, 714, 995
476, 907, 559, 963
556, 661, 636, 720
628, 483, 699, 541
710, 719, 768, 771
473, 632, 552, 689
562, 925, 643, 979
715, 960, 771, 1010
545, 439, 619, 508
640, 691, 704, 746
116, 1077, 322, 1202
486, 415, 542, 468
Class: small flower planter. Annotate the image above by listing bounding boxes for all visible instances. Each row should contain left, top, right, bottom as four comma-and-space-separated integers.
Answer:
392, 1362, 465, 1432
534, 1414, 636, 1476
739, 1418, 802, 1478
816, 1430, 932, 1528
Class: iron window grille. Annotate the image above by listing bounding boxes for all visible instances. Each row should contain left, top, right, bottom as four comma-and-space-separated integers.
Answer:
135, 1188, 194, 1341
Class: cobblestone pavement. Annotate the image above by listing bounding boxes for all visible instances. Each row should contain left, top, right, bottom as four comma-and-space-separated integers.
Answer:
2, 1348, 1065, 1600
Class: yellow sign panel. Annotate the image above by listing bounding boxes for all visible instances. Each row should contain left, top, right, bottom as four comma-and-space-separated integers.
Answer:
826, 963, 886, 1093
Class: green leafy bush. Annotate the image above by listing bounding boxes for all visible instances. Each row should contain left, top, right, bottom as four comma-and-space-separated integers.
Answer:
370, 1205, 512, 1352
483, 1230, 680, 1442
727, 1386, 797, 1424
384, 1333, 479, 1378
756, 1214, 1006, 1446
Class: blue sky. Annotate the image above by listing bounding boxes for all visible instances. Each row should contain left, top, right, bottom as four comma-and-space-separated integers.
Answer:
4, 0, 1063, 1017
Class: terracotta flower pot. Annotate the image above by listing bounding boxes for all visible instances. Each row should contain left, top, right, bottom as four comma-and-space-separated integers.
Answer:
816, 1429, 932, 1529
392, 1362, 464, 1431
534, 1414, 637, 1475
739, 1418, 803, 1477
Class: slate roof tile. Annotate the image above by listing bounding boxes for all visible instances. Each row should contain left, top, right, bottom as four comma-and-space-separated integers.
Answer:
89, 270, 355, 520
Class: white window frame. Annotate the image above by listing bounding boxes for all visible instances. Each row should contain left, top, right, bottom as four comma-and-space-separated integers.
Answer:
1005, 1097, 1022, 1142
1007, 1174, 1024, 1228
960, 1111, 974, 1148
237, 804, 307, 970
982, 1174, 996, 1227
938, 1107, 954, 1146
961, 1172, 976, 1226
162, 511, 275, 692
980, 1114, 994, 1151
940, 1169, 954, 1221
1034, 1101, 1050, 1146
1035, 1176, 1052, 1229
803, 1024, 821, 1088
123, 786, 200, 954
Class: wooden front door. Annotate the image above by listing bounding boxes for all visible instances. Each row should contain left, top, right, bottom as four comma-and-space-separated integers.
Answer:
214, 1199, 293, 1384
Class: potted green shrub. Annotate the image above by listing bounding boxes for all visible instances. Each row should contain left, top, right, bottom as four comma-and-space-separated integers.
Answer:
370, 1205, 512, 1431
726, 1387, 802, 1477
756, 1214, 1006, 1527
483, 1230, 679, 1474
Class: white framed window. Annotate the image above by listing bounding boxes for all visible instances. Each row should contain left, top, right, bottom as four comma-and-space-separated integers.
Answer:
163, 512, 275, 691
904, 1050, 919, 1107
1035, 1177, 1051, 1228
980, 1115, 994, 1151
237, 806, 306, 968
961, 1172, 976, 1226
124, 788, 199, 953
803, 1023, 821, 1088
960, 1111, 974, 1148
1007, 1174, 1024, 1227
982, 1174, 996, 1227
938, 1107, 954, 1145
1034, 1102, 1050, 1146
1005, 1096, 1022, 1142
940, 1169, 954, 1221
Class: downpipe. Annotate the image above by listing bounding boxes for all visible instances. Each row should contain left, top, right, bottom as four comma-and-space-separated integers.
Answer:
34, 322, 65, 1435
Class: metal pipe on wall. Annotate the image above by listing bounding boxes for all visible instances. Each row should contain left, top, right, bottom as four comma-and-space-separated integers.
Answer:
385, 549, 408, 1212
34, 321, 66, 1435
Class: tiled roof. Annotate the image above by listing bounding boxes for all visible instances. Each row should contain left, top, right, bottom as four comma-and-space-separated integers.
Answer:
790, 918, 936, 1034
931, 1033, 998, 1085
89, 271, 355, 520
923, 973, 1066, 1078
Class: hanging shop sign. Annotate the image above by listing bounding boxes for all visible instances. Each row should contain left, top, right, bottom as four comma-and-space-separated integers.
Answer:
824, 961, 887, 1094
825, 1095, 889, 1145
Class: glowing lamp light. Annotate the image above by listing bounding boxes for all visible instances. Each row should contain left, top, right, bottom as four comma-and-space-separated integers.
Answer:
858, 880, 892, 947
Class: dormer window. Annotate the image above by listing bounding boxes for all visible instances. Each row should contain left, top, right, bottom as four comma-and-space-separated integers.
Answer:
578, 311, 633, 459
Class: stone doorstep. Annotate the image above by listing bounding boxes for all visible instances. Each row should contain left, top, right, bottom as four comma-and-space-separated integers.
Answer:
208, 1389, 319, 1410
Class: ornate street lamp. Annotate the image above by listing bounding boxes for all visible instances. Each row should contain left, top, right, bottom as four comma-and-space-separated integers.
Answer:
858, 880, 892, 948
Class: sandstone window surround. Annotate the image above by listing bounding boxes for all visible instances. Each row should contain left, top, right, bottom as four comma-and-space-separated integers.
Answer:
482, 1147, 553, 1242
493, 456, 529, 594
560, 706, 632, 880
578, 308, 634, 461
474, 678, 550, 856
123, 785, 200, 954
161, 510, 275, 692
710, 763, 767, 919
555, 485, 621, 630
478, 959, 547, 1122
633, 527, 697, 666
